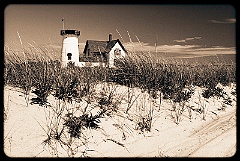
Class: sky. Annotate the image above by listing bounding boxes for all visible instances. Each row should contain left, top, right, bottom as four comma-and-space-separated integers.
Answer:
4, 4, 236, 57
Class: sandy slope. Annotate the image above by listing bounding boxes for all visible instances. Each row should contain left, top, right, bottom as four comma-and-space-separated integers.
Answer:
3, 83, 236, 158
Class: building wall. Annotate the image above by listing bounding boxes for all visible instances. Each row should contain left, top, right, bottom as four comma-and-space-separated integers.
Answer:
108, 42, 126, 68
62, 36, 79, 67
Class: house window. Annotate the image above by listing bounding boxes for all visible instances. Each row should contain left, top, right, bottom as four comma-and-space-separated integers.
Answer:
114, 48, 121, 56
67, 53, 72, 60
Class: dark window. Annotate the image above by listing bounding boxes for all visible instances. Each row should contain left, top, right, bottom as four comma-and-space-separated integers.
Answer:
67, 53, 72, 60
114, 48, 121, 55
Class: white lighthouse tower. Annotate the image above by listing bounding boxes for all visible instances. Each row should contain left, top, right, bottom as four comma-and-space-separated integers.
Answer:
60, 27, 80, 67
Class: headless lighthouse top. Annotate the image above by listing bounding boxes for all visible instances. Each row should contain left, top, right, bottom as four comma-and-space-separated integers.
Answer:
60, 29, 80, 37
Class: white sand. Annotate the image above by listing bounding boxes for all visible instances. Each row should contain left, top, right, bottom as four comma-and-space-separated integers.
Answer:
3, 83, 236, 158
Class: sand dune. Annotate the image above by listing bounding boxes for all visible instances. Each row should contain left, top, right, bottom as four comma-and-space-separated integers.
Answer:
3, 83, 236, 158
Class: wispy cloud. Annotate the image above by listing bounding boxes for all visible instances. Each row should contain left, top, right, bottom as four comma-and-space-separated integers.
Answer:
46, 43, 62, 49
124, 42, 236, 57
173, 37, 201, 43
209, 18, 236, 24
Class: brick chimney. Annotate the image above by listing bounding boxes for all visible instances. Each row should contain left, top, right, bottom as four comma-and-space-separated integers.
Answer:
109, 33, 112, 42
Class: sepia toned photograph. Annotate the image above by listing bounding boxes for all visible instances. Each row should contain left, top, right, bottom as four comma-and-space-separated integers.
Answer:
3, 4, 236, 158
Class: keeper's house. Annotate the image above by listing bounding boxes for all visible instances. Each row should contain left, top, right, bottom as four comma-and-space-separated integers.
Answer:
81, 34, 127, 68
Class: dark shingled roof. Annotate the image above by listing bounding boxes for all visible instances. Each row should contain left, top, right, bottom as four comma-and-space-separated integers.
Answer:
83, 39, 127, 54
